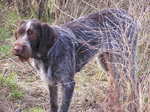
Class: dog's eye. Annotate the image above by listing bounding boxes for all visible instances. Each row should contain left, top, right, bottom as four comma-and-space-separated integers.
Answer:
27, 29, 33, 35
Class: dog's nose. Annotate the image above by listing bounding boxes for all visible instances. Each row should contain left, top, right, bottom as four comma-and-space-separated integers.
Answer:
13, 45, 23, 55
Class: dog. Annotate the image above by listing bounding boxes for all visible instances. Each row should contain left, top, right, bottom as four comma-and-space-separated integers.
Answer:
12, 9, 139, 112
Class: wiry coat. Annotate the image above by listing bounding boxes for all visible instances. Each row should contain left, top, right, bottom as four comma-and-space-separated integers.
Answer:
13, 9, 139, 112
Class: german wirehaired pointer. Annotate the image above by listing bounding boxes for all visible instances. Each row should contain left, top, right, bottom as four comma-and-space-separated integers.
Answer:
13, 9, 139, 112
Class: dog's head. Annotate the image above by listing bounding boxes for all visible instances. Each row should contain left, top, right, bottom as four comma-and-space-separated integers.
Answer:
12, 19, 57, 62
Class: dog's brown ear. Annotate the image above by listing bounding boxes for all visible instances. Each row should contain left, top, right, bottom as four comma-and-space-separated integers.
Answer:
38, 23, 57, 56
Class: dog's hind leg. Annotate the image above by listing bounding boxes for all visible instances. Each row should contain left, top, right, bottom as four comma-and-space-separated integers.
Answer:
98, 52, 139, 112
98, 52, 123, 111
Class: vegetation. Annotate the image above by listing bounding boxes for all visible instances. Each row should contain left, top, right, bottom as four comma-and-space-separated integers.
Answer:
0, 73, 24, 100
0, 0, 149, 112
23, 107, 44, 112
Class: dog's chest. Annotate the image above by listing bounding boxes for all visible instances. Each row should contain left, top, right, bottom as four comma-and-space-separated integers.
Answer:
31, 59, 53, 84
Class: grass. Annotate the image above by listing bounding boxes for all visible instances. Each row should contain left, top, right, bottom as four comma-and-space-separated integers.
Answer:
23, 107, 45, 112
0, 27, 11, 41
3, 8, 21, 31
0, 44, 11, 58
9, 89, 24, 100
0, 6, 20, 59
0, 72, 17, 88
0, 72, 24, 100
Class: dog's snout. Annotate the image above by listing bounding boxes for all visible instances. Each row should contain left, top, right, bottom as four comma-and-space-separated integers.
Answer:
12, 39, 32, 60
13, 44, 24, 56
14, 46, 22, 52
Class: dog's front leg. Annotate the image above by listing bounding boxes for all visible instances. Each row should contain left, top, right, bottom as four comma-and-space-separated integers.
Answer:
59, 81, 75, 112
48, 84, 58, 112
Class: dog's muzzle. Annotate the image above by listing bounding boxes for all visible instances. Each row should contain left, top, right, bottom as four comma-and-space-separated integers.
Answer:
12, 41, 32, 61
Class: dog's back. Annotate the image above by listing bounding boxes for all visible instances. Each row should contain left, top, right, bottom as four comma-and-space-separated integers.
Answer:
62, 9, 139, 72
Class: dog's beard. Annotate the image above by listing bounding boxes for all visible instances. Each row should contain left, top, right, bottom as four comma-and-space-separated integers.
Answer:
15, 51, 31, 62
18, 56, 29, 62
18, 47, 32, 62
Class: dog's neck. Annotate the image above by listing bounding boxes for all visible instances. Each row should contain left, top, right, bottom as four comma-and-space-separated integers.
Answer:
34, 26, 58, 61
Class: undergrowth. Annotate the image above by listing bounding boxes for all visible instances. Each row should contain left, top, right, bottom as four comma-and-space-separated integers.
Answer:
23, 107, 44, 112
0, 72, 24, 100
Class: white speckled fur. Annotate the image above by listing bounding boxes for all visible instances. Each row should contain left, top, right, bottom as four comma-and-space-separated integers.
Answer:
31, 59, 53, 85
26, 21, 32, 30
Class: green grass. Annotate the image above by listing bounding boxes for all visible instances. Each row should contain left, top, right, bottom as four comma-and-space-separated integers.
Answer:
0, 2, 25, 101
4, 9, 21, 31
144, 97, 149, 103
0, 72, 17, 89
0, 72, 24, 100
23, 107, 45, 112
0, 2, 2, 8
0, 4, 19, 41
0, 27, 11, 41
9, 89, 24, 100
0, 44, 11, 58
0, 4, 21, 42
